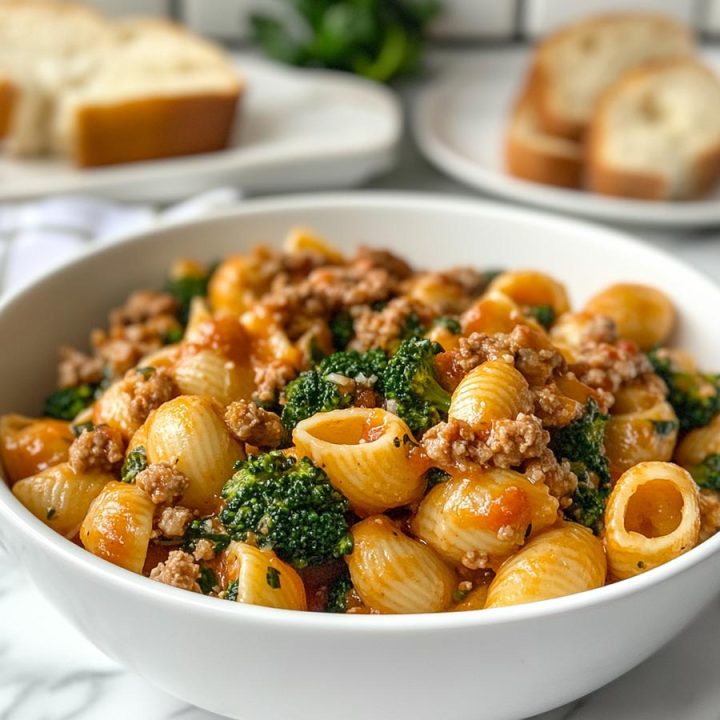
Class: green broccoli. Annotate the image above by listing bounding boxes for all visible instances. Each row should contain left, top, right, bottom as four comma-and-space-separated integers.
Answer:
165, 264, 214, 325
281, 349, 387, 430
43, 384, 97, 421
183, 518, 231, 554
121, 446, 148, 484
649, 349, 720, 431
329, 311, 355, 351
383, 337, 450, 434
689, 454, 720, 490
400, 311, 426, 341
433, 316, 461, 335
565, 471, 608, 530
549, 399, 612, 531
325, 570, 354, 613
526, 304, 556, 330
220, 451, 353, 569
198, 567, 217, 595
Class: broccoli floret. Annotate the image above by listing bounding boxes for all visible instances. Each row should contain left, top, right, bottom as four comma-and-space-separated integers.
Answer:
281, 349, 387, 430
198, 567, 217, 595
566, 468, 608, 530
165, 265, 214, 325
383, 337, 451, 434
526, 304, 556, 330
433, 316, 461, 335
121, 446, 147, 484
43, 384, 97, 421
649, 349, 720, 431
329, 311, 355, 351
550, 399, 611, 487
549, 400, 611, 531
325, 570, 354, 613
689, 454, 720, 490
183, 518, 231, 554
220, 451, 353, 569
400, 311, 426, 341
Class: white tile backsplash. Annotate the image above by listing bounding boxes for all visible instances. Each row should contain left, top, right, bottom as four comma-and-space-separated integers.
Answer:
179, 0, 283, 40
430, 0, 517, 38
180, 0, 518, 40
701, 0, 720, 33
523, 0, 700, 37
83, 0, 170, 17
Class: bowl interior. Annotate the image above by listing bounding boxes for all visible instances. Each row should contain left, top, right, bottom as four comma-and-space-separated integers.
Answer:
0, 193, 715, 418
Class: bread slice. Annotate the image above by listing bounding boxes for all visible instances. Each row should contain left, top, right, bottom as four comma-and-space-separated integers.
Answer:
0, 1, 242, 166
530, 13, 694, 140
53, 20, 243, 166
587, 59, 720, 201
505, 89, 583, 188
0, 75, 15, 140
0, 0, 116, 154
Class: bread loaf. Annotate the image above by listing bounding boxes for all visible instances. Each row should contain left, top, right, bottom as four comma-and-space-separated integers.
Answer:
530, 14, 693, 140
505, 89, 583, 188
0, 0, 243, 167
587, 59, 720, 200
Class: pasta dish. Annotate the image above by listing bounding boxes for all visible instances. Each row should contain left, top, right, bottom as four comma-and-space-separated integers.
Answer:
2, 228, 719, 613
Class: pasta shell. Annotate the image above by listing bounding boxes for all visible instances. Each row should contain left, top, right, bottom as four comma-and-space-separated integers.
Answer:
604, 461, 700, 580
485, 523, 606, 608
411, 468, 559, 569
12, 462, 111, 538
80, 481, 155, 573
348, 515, 456, 614
145, 395, 245, 514
293, 408, 427, 516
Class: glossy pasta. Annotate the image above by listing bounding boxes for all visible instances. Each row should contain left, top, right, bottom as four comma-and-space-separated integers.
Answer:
604, 462, 700, 580
2, 228, 719, 614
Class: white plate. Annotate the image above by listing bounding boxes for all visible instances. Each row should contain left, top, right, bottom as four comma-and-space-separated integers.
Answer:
0, 55, 401, 203
413, 47, 720, 228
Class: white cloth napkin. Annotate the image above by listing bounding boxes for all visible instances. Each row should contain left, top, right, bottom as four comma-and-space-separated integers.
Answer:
0, 188, 243, 294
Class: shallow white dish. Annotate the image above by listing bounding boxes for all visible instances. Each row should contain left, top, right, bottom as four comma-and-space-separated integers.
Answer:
413, 47, 720, 228
0, 56, 401, 203
0, 193, 719, 720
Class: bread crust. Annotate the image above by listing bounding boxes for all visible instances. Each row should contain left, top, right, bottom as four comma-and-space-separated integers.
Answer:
71, 90, 242, 167
505, 89, 583, 189
587, 58, 720, 200
531, 13, 694, 141
0, 77, 16, 140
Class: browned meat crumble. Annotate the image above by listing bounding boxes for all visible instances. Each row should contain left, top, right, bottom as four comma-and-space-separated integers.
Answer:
149, 550, 200, 592
68, 425, 124, 474
135, 463, 189, 505
224, 399, 285, 448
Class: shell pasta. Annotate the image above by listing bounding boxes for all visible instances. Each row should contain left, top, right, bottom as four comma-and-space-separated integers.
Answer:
2, 228, 719, 613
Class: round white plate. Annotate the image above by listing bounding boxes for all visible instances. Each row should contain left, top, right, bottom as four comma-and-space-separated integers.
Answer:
413, 47, 720, 228
0, 55, 401, 203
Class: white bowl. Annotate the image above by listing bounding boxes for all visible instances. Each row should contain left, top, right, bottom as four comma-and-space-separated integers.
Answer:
1, 193, 719, 720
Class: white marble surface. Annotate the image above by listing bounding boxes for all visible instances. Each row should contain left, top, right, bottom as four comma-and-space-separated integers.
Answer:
3, 47, 720, 720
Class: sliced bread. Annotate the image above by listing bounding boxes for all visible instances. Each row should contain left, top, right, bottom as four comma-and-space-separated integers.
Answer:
505, 89, 583, 188
0, 0, 116, 155
530, 13, 693, 140
0, 1, 243, 166
53, 20, 243, 166
587, 59, 720, 201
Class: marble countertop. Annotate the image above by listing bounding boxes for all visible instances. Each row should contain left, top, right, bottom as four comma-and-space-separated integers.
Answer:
3, 47, 720, 720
